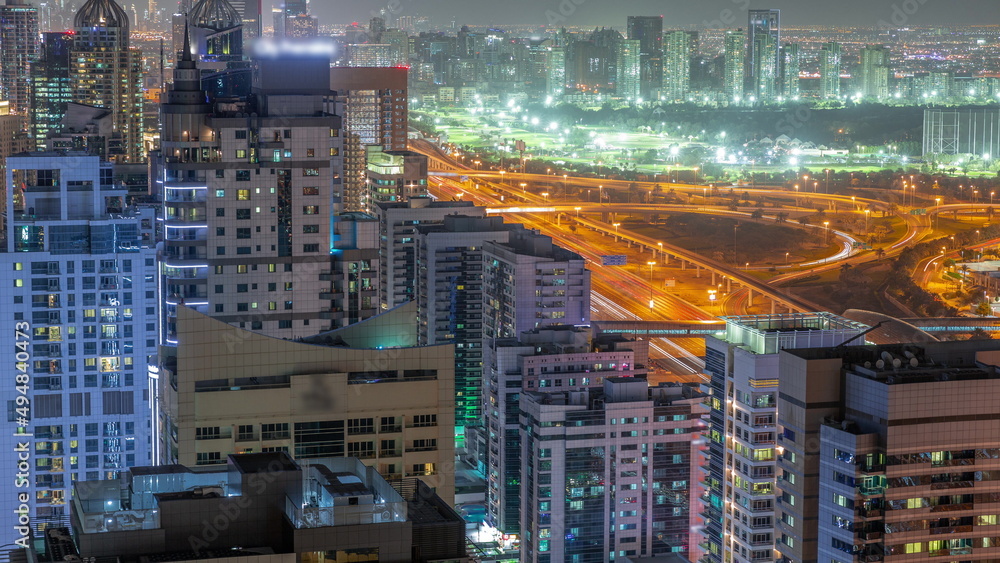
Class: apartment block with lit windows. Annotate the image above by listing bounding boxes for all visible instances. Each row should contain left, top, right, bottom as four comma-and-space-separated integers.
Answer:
483, 326, 649, 536
775, 339, 1000, 563
158, 46, 346, 344
0, 152, 157, 544
702, 313, 869, 563
519, 378, 707, 562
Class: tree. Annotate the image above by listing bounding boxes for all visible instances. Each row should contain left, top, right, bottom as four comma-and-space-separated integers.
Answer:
751, 207, 764, 220
976, 301, 993, 317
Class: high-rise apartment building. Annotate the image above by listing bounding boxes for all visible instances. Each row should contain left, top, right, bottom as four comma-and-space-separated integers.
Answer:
484, 326, 649, 535
520, 378, 707, 562
746, 10, 779, 101
724, 30, 746, 103
0, 152, 157, 545
859, 45, 891, 100
663, 30, 691, 102
329, 67, 408, 212
414, 215, 518, 447
820, 42, 843, 100
546, 45, 566, 96
780, 43, 800, 99
70, 0, 144, 162
702, 313, 869, 563
0, 100, 30, 198
751, 33, 778, 102
626, 16, 663, 100
0, 0, 39, 117
375, 197, 483, 312
616, 39, 641, 101
365, 146, 428, 205
775, 339, 1000, 563
162, 305, 457, 502
29, 32, 73, 150
158, 43, 348, 343
481, 228, 590, 340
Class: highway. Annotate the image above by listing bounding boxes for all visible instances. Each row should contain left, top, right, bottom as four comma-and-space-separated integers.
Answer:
413, 139, 934, 379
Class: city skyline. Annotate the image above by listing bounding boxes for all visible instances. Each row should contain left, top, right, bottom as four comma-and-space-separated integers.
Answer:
298, 0, 999, 29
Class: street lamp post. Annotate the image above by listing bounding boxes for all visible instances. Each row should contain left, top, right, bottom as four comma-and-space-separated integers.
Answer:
613, 222, 621, 240
865, 209, 871, 234
733, 224, 739, 265
658, 242, 663, 260
935, 198, 941, 230
785, 252, 790, 266
575, 206, 581, 217
647, 261, 656, 310
563, 174, 568, 198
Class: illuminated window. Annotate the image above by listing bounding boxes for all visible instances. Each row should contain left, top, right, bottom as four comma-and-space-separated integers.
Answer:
235, 149, 247, 158
237, 189, 250, 201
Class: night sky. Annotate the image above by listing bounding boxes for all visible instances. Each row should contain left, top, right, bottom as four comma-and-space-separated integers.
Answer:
292, 0, 1000, 29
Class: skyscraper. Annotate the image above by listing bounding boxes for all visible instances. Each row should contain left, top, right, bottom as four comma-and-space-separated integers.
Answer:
0, 0, 39, 117
329, 67, 408, 212
227, 0, 260, 41
663, 30, 691, 102
0, 152, 157, 544
70, 0, 144, 162
724, 29, 746, 103
158, 42, 346, 343
616, 39, 641, 101
626, 15, 663, 100
29, 32, 73, 150
780, 43, 800, 99
545, 45, 565, 96
751, 32, 778, 102
859, 44, 891, 100
820, 41, 843, 100
701, 313, 869, 563
746, 9, 779, 100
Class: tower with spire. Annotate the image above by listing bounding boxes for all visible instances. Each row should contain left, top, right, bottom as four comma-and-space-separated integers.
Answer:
70, 0, 145, 162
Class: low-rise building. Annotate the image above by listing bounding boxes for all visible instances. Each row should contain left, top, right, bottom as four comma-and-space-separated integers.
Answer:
161, 305, 456, 503
60, 452, 466, 562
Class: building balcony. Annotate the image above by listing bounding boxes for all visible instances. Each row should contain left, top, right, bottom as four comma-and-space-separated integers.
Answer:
318, 308, 345, 320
